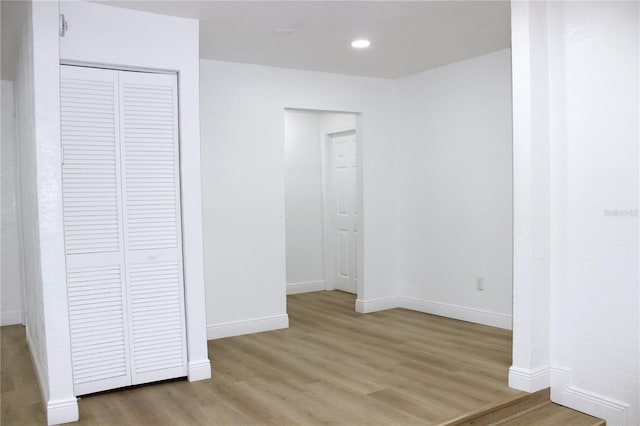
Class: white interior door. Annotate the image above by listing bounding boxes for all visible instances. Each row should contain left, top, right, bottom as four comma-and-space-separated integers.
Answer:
331, 130, 358, 294
61, 65, 187, 395
118, 70, 188, 385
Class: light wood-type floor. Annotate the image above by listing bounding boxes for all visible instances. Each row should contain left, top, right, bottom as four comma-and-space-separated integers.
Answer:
1, 291, 601, 425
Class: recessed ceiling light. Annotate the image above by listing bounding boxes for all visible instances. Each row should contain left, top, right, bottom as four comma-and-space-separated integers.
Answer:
272, 28, 294, 37
351, 39, 370, 49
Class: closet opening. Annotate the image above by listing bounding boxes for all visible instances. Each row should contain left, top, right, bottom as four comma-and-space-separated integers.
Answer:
60, 64, 188, 396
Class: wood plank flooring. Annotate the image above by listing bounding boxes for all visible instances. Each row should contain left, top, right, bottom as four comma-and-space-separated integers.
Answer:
1, 291, 601, 425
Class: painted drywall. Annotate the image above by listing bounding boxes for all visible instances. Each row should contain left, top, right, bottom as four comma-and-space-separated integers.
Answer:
395, 49, 513, 329
510, 2, 639, 425
58, 0, 211, 384
320, 112, 357, 133
200, 59, 398, 335
284, 110, 325, 292
1, 80, 24, 326
31, 2, 79, 424
508, 0, 553, 393
547, 2, 638, 424
284, 110, 357, 294
11, 2, 79, 424
12, 0, 49, 408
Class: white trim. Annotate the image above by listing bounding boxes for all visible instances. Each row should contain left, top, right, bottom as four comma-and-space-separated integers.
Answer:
399, 297, 513, 330
1, 310, 24, 326
60, 59, 176, 75
286, 280, 325, 295
355, 296, 400, 313
319, 128, 334, 291
508, 365, 551, 392
354, 116, 365, 300
207, 315, 289, 340
46, 398, 79, 426
550, 367, 630, 426
187, 359, 212, 382
354, 296, 513, 330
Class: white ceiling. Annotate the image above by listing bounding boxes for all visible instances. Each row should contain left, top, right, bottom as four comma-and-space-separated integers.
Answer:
1, 1, 511, 80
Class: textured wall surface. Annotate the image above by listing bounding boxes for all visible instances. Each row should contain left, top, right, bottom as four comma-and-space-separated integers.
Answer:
1, 80, 24, 326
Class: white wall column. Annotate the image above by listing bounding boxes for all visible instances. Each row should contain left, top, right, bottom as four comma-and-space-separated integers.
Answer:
32, 1, 78, 423
508, 0, 551, 392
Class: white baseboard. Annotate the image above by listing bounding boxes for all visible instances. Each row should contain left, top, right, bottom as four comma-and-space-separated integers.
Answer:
27, 327, 79, 425
207, 314, 289, 340
46, 398, 79, 425
187, 359, 212, 382
1, 310, 23, 326
399, 297, 512, 330
354, 296, 512, 330
508, 365, 551, 392
355, 296, 400, 313
287, 280, 325, 295
551, 367, 631, 426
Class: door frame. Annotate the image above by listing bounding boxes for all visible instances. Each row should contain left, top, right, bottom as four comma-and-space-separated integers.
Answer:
319, 122, 363, 298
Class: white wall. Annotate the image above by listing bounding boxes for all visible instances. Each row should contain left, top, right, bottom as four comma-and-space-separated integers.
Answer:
510, 2, 639, 425
200, 59, 398, 337
12, 0, 49, 413
320, 112, 357, 133
11, 2, 79, 424
1, 79, 24, 326
59, 0, 211, 385
284, 110, 357, 295
284, 110, 324, 293
547, 2, 638, 424
395, 49, 513, 329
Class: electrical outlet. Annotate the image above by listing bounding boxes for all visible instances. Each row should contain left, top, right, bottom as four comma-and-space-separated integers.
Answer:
476, 276, 484, 291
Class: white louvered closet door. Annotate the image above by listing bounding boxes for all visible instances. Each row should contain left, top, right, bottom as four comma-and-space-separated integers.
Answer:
61, 65, 132, 395
61, 65, 187, 395
118, 70, 187, 385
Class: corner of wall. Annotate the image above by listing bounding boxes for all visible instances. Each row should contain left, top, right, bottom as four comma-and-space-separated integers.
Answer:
508, 365, 551, 393
31, 0, 77, 417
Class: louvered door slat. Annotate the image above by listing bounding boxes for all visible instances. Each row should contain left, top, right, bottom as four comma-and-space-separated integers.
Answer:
119, 71, 187, 385
61, 70, 120, 256
66, 265, 129, 393
61, 66, 131, 396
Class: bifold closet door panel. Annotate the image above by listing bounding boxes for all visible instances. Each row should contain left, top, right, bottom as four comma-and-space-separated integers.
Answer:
118, 70, 188, 384
60, 65, 132, 395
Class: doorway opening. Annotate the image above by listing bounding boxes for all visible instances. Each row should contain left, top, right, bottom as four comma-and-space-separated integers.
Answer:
284, 109, 362, 304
